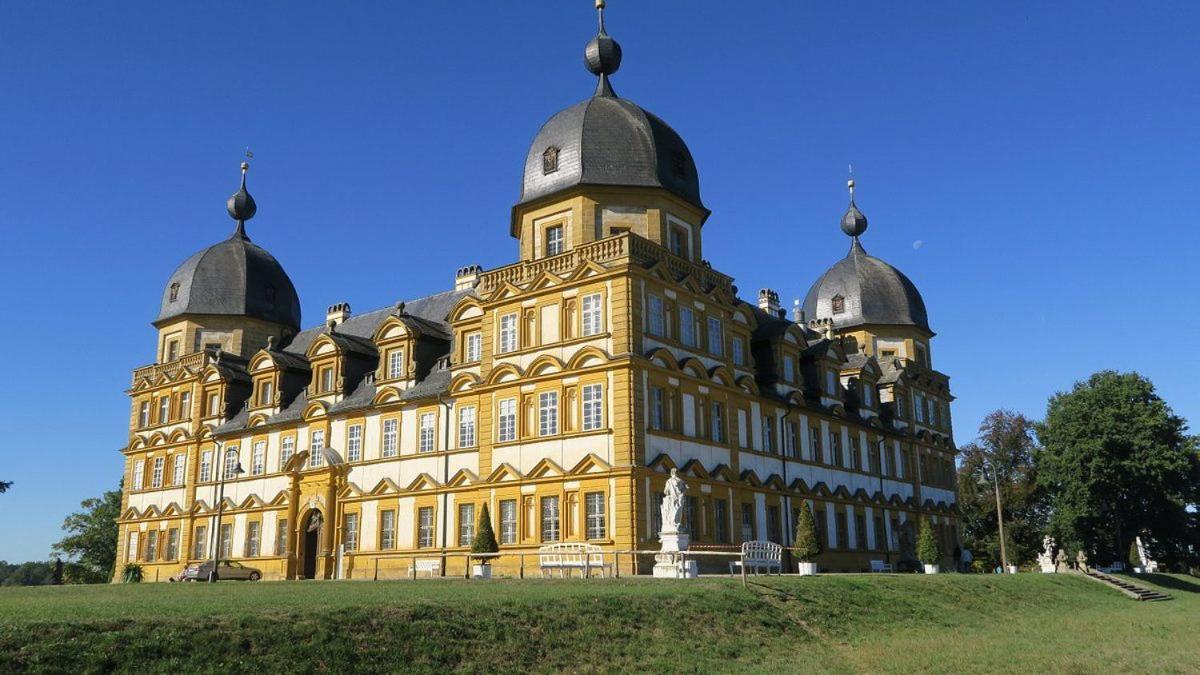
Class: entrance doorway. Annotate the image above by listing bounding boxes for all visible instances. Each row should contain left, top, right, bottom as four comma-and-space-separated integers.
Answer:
302, 510, 323, 579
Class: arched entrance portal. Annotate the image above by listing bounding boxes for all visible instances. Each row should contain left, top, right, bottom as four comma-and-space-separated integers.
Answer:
302, 510, 323, 579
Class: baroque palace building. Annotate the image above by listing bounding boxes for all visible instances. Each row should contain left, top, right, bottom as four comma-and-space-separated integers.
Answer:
116, 4, 959, 581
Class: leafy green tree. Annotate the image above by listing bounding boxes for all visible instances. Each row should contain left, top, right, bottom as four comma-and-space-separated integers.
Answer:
52, 482, 123, 583
471, 503, 499, 558
917, 519, 940, 565
791, 503, 822, 561
957, 410, 1047, 569
1128, 540, 1142, 568
0, 561, 55, 586
1037, 371, 1200, 565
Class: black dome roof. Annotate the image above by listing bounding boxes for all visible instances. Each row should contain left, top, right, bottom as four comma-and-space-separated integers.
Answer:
156, 230, 302, 329
802, 239, 930, 333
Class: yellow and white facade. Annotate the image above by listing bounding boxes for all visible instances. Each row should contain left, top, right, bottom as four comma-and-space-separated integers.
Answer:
115, 8, 959, 582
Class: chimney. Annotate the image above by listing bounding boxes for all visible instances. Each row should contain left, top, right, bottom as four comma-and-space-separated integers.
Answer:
757, 288, 780, 315
455, 264, 482, 290
326, 302, 351, 327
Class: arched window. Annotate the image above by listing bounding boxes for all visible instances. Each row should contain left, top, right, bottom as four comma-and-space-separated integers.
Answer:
542, 146, 560, 174
169, 282, 180, 302
831, 295, 845, 314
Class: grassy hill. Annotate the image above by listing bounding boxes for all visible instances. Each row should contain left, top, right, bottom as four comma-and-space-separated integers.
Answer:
1, 573, 1196, 673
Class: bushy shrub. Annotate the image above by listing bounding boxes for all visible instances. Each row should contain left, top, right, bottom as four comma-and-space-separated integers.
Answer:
122, 564, 143, 583
917, 520, 940, 565
471, 503, 500, 560
791, 504, 822, 561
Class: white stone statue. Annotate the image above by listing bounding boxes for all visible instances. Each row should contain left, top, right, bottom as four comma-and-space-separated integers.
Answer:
660, 468, 687, 536
1135, 537, 1159, 573
1038, 535, 1057, 573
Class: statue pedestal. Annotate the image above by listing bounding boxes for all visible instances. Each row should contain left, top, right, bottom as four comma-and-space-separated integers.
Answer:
653, 531, 698, 579
1040, 563, 1056, 574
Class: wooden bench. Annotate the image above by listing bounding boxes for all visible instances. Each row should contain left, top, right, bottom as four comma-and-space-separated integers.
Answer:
538, 543, 607, 578
728, 541, 782, 576
870, 559, 894, 573
408, 558, 441, 578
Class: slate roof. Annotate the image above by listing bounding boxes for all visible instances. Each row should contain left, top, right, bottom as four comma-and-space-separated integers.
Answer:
802, 239, 930, 333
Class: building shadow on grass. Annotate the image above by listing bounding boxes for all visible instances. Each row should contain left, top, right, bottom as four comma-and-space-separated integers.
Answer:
1125, 573, 1200, 594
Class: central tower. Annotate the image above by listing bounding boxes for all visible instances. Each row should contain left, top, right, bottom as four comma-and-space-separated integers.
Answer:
511, 0, 709, 263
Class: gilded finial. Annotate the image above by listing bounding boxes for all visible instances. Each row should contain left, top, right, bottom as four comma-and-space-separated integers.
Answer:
585, 0, 621, 96
227, 156, 257, 237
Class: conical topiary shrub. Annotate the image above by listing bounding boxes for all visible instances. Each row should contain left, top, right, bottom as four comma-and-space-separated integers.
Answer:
792, 504, 822, 562
472, 502, 500, 560
917, 519, 940, 566
1128, 540, 1142, 569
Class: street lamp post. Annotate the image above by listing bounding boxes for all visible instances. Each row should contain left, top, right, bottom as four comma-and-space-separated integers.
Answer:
208, 441, 245, 583
982, 458, 1009, 572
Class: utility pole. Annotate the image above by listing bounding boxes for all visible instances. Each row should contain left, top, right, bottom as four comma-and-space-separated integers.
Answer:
985, 458, 1009, 572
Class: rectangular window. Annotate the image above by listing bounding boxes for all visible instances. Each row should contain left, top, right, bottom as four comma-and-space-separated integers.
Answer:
500, 499, 518, 544
346, 425, 362, 462
581, 293, 603, 336
465, 332, 482, 362
786, 422, 799, 458
828, 432, 840, 466
219, 523, 233, 558
172, 454, 185, 486
382, 419, 398, 457
714, 499, 729, 543
679, 306, 696, 346
835, 512, 848, 550
762, 417, 775, 453
740, 503, 755, 542
540, 496, 561, 542
862, 384, 873, 408
783, 356, 795, 383
419, 412, 436, 452
826, 370, 838, 396
208, 393, 220, 417
280, 436, 294, 470
179, 391, 191, 419
199, 451, 212, 483
417, 507, 434, 548
458, 503, 475, 547
380, 510, 396, 550
685, 496, 699, 536
539, 392, 558, 436
707, 317, 723, 356
856, 514, 868, 550
246, 521, 261, 557
193, 525, 208, 560
651, 492, 664, 538
650, 387, 665, 431
582, 384, 603, 431
138, 402, 150, 428
767, 505, 781, 543
150, 457, 164, 488
321, 368, 334, 393
732, 337, 745, 367
158, 396, 170, 424
132, 460, 145, 490
498, 399, 517, 442
276, 519, 288, 555
546, 224, 563, 256
499, 313, 518, 353
252, 441, 266, 475
167, 340, 178, 361
648, 295, 665, 337
145, 530, 159, 561
810, 427, 822, 463
458, 406, 477, 448
710, 402, 724, 443
309, 431, 324, 467
850, 436, 861, 470
343, 513, 358, 551
388, 350, 405, 379
259, 381, 273, 406
223, 447, 239, 479
585, 492, 606, 539
166, 528, 179, 560
669, 226, 687, 257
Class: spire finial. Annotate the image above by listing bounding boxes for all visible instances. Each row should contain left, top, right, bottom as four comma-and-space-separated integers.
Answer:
227, 153, 257, 239
840, 173, 868, 239
585, 0, 622, 97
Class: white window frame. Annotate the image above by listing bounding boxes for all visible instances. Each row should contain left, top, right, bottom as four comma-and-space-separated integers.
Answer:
246, 521, 261, 557
541, 496, 561, 542
132, 460, 145, 490
280, 436, 294, 470
138, 402, 150, 428
585, 491, 606, 540
679, 306, 696, 347
418, 507, 435, 548
500, 499, 517, 544
309, 431, 324, 467
499, 313, 518, 353
388, 350, 405, 379
648, 295, 665, 336
251, 441, 266, 475
172, 454, 185, 486
581, 293, 602, 336
343, 513, 358, 551
732, 337, 745, 367
582, 384, 603, 431
199, 451, 213, 483
346, 424, 362, 462
465, 332, 482, 362
498, 398, 516, 442
458, 406, 477, 448
223, 447, 239, 478
707, 317, 723, 355
151, 457, 164, 488
382, 419, 398, 457
380, 510, 396, 550
545, 224, 564, 256
538, 392, 558, 436
419, 412, 436, 453
458, 503, 476, 547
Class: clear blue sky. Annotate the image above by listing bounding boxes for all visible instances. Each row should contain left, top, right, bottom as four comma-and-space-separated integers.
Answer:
1, 1, 1196, 562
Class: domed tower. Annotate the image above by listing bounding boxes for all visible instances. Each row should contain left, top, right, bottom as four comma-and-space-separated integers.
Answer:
802, 180, 935, 368
511, 0, 709, 262
153, 162, 302, 363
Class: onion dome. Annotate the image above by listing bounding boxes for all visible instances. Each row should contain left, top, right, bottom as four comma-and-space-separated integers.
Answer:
155, 162, 301, 329
516, 1, 704, 216
802, 182, 930, 333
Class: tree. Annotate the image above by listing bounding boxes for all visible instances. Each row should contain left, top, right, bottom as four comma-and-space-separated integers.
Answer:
791, 503, 822, 561
957, 411, 1047, 569
0, 561, 55, 586
471, 503, 499, 559
0, 481, 11, 493
917, 519, 940, 565
52, 482, 122, 583
1037, 371, 1200, 566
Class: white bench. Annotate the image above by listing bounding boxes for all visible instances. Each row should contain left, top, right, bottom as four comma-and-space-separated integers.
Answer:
408, 559, 441, 578
729, 541, 783, 576
538, 543, 607, 578
870, 559, 894, 573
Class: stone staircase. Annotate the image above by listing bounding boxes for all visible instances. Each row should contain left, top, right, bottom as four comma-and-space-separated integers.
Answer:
1082, 569, 1172, 601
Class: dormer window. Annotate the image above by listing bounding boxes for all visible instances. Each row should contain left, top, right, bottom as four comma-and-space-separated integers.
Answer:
387, 349, 405, 379
320, 367, 334, 393
825, 370, 838, 396
169, 283, 180, 302
542, 146, 560, 174
831, 295, 845, 314
258, 381, 273, 406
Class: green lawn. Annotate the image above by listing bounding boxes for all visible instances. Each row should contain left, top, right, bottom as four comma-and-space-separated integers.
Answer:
1, 573, 1196, 673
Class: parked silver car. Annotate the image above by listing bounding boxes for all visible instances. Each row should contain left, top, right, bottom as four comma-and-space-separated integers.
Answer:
172, 560, 262, 582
